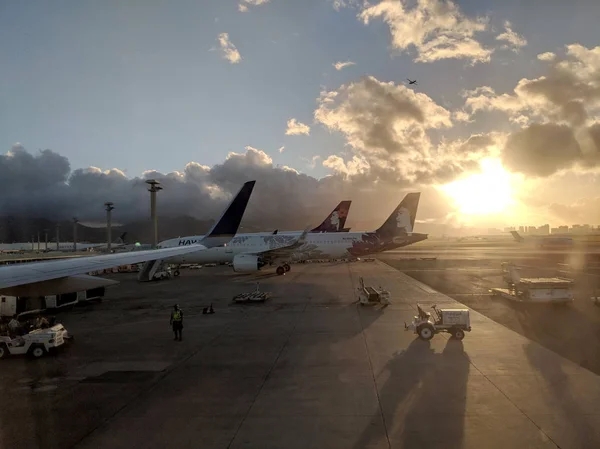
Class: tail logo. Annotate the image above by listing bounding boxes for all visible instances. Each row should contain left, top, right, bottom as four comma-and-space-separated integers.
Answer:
396, 207, 412, 233
329, 211, 341, 230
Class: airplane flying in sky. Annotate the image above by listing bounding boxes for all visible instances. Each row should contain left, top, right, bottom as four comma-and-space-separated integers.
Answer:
407, 78, 417, 85
0, 181, 256, 296
161, 192, 427, 275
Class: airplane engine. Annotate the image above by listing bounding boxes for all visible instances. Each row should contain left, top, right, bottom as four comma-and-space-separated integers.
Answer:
232, 254, 264, 272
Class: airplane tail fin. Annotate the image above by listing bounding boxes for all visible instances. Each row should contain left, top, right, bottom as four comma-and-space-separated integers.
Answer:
510, 231, 524, 243
311, 200, 351, 232
375, 193, 421, 237
202, 181, 256, 244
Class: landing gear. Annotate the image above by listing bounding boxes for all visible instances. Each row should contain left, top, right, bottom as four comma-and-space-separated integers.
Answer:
174, 270, 180, 277
276, 266, 285, 276
283, 264, 291, 272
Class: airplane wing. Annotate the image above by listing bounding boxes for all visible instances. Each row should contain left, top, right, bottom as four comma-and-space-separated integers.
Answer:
0, 245, 205, 292
248, 229, 310, 262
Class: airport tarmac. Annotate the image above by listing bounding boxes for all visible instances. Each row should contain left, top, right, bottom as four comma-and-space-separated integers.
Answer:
1, 261, 599, 449
380, 249, 600, 376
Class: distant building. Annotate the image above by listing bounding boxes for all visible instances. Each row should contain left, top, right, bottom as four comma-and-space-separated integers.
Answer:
538, 224, 550, 235
519, 226, 525, 234
504, 227, 515, 232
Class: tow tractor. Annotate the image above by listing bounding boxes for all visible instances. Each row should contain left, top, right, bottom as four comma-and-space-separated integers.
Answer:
489, 262, 574, 304
0, 324, 70, 359
405, 304, 471, 340
357, 277, 391, 305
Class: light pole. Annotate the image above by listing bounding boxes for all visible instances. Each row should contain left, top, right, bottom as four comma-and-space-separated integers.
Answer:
145, 179, 162, 248
55, 224, 60, 251
105, 202, 114, 252
44, 229, 48, 251
37, 231, 40, 252
73, 217, 79, 252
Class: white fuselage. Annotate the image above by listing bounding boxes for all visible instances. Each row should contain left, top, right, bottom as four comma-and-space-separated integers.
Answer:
160, 232, 365, 265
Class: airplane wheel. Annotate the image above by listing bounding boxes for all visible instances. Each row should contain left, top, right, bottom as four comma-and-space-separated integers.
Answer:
174, 270, 180, 277
283, 264, 291, 272
0, 344, 8, 359
276, 266, 285, 276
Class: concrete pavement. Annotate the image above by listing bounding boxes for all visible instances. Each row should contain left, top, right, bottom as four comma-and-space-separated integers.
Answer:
1, 262, 598, 448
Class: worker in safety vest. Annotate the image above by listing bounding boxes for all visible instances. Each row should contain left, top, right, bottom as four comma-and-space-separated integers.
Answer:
170, 304, 184, 341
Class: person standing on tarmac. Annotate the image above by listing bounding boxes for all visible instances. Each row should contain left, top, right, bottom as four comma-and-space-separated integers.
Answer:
170, 304, 183, 341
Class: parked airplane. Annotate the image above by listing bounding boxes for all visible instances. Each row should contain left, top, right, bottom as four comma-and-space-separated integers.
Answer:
0, 181, 256, 296
162, 192, 427, 275
310, 200, 352, 232
510, 231, 574, 248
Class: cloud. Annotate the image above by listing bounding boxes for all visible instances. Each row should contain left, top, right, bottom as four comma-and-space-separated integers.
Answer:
333, 61, 356, 71
537, 51, 556, 62
238, 0, 270, 12
217, 33, 241, 64
285, 118, 310, 136
502, 123, 582, 176
464, 44, 600, 126
462, 44, 600, 177
330, 0, 359, 11
0, 144, 484, 233
496, 21, 527, 52
359, 0, 492, 64
314, 76, 487, 185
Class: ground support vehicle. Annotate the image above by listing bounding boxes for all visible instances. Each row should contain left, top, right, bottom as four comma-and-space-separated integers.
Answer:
405, 304, 471, 341
357, 277, 390, 305
0, 324, 70, 359
490, 262, 574, 304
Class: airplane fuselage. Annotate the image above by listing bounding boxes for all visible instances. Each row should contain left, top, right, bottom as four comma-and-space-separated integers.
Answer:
160, 231, 427, 265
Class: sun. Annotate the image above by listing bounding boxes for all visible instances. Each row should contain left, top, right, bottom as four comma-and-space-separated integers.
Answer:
441, 158, 514, 215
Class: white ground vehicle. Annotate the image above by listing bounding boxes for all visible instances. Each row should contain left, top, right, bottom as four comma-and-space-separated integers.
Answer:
0, 324, 69, 359
405, 304, 471, 340
490, 262, 574, 304
357, 277, 390, 305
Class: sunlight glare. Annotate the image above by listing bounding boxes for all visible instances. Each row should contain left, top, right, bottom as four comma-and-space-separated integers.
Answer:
442, 159, 514, 215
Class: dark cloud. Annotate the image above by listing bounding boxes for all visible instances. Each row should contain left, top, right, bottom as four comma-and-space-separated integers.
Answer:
0, 145, 444, 232
502, 123, 582, 176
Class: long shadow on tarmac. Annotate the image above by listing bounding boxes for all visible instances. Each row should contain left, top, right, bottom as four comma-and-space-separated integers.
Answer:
524, 342, 598, 447
352, 338, 470, 449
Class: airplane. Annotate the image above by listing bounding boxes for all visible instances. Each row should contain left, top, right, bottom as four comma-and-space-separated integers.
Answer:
510, 231, 574, 249
269, 200, 352, 236
161, 192, 427, 275
308, 200, 351, 232
0, 180, 256, 297
407, 79, 417, 85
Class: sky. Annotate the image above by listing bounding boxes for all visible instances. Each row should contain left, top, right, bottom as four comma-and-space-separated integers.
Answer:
1, 0, 600, 231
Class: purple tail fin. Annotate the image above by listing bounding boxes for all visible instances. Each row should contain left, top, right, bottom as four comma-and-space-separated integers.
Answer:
375, 193, 421, 237
311, 201, 351, 232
